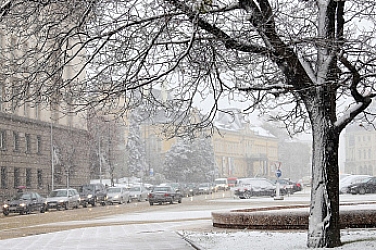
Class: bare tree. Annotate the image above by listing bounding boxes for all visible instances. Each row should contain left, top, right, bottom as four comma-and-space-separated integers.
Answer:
2, 0, 376, 247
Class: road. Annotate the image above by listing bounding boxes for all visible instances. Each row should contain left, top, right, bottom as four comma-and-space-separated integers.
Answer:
0, 190, 313, 240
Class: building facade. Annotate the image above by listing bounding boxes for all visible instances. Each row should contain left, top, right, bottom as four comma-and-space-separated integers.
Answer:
129, 109, 279, 182
212, 112, 279, 179
344, 124, 376, 175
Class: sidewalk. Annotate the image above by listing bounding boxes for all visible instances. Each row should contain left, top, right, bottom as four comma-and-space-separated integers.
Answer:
0, 220, 204, 250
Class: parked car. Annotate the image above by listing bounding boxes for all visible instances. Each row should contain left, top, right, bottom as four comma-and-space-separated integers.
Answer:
234, 178, 276, 199
128, 186, 149, 202
349, 176, 376, 195
78, 184, 107, 207
148, 186, 182, 205
2, 191, 46, 216
198, 183, 213, 195
45, 188, 80, 211
339, 175, 372, 194
106, 186, 130, 204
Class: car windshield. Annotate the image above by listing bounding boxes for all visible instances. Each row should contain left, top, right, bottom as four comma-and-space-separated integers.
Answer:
239, 179, 273, 187
153, 187, 170, 192
79, 185, 94, 192
108, 188, 122, 193
49, 190, 67, 197
215, 179, 226, 185
130, 187, 140, 192
13, 193, 31, 200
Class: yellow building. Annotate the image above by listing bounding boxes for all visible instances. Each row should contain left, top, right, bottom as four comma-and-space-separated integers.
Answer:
128, 108, 279, 182
344, 124, 376, 175
212, 111, 279, 178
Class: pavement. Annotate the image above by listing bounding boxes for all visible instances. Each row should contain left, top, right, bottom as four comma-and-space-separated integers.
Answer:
0, 220, 208, 250
1, 191, 376, 250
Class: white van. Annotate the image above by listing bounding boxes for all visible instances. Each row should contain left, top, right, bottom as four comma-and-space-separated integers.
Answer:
214, 178, 228, 191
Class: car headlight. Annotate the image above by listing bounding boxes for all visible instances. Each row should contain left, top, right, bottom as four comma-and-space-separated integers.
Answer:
58, 199, 65, 203
114, 195, 119, 199
20, 203, 26, 207
87, 194, 93, 199
3, 204, 9, 209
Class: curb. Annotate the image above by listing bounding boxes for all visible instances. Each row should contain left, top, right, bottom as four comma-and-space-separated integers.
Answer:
212, 202, 376, 230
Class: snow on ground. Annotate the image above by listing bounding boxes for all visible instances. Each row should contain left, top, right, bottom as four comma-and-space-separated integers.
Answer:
182, 193, 376, 250
183, 228, 376, 250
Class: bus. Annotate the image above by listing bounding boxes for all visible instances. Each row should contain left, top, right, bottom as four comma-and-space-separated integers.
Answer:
227, 177, 238, 188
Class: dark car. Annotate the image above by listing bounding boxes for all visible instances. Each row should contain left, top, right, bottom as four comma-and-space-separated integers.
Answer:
2, 191, 46, 216
160, 183, 188, 197
148, 186, 182, 205
234, 178, 276, 199
78, 184, 107, 207
275, 178, 302, 194
349, 176, 376, 195
185, 183, 200, 197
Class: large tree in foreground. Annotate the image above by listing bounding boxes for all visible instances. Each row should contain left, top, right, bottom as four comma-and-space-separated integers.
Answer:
2, 0, 376, 248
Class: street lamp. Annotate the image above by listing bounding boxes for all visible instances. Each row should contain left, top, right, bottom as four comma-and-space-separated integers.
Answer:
99, 133, 102, 185
50, 119, 54, 191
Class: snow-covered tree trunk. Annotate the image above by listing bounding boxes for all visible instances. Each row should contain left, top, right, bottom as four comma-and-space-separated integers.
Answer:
308, 97, 341, 248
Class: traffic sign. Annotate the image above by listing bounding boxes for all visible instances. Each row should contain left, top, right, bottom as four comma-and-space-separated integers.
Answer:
275, 169, 282, 178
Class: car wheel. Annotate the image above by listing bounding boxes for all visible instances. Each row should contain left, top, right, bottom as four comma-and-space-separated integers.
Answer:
64, 202, 69, 210
359, 188, 366, 195
244, 191, 252, 199
178, 199, 182, 203
40, 206, 46, 213
82, 202, 88, 208
3, 211, 9, 216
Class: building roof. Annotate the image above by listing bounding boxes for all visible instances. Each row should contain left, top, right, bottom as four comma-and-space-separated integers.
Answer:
213, 109, 276, 138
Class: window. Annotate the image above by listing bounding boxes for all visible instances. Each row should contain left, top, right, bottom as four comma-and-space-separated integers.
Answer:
13, 131, 19, 151
37, 135, 41, 154
37, 169, 43, 188
348, 135, 355, 147
0, 84, 3, 112
25, 134, 31, 153
14, 167, 20, 187
26, 168, 32, 187
1, 166, 7, 188
0, 130, 5, 150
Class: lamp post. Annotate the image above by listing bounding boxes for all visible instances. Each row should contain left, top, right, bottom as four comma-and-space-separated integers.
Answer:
50, 119, 54, 191
99, 133, 102, 185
